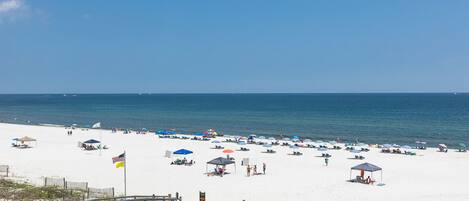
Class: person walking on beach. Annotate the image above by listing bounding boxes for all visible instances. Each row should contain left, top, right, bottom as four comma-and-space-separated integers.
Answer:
254, 165, 257, 175
247, 165, 251, 177
262, 163, 266, 175
325, 157, 329, 166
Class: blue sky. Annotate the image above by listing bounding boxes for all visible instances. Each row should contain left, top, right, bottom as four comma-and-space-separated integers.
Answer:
1, 0, 469, 93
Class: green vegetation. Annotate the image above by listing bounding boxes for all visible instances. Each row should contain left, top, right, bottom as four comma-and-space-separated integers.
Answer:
0, 179, 85, 200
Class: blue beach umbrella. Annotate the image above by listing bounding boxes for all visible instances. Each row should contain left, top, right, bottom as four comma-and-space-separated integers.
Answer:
211, 140, 221, 144
173, 149, 193, 155
83, 139, 100, 144
238, 141, 247, 145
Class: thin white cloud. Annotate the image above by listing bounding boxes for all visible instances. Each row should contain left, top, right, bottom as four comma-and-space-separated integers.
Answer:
0, 0, 22, 13
0, 0, 28, 24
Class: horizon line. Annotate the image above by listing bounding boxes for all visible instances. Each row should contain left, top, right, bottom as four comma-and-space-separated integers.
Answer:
0, 92, 466, 95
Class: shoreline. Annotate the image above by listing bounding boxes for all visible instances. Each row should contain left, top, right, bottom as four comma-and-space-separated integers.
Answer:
0, 121, 458, 149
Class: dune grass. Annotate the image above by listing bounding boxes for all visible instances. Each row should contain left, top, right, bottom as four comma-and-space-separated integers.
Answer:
0, 179, 85, 200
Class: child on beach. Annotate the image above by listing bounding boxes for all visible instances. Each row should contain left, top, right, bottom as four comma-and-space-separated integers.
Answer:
325, 157, 329, 166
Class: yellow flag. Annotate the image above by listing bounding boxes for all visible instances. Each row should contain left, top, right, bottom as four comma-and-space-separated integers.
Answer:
115, 161, 125, 168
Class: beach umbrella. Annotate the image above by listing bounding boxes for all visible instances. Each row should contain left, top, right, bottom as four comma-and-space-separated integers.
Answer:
211, 140, 221, 144
263, 144, 272, 148
290, 145, 299, 149
223, 149, 234, 154
173, 149, 193, 155
292, 138, 300, 142
317, 147, 328, 152
268, 137, 276, 141
438, 144, 447, 148
357, 143, 367, 147
392, 144, 400, 148
258, 136, 266, 140
238, 141, 247, 145
83, 139, 100, 144
382, 144, 392, 149
459, 143, 466, 148
401, 145, 412, 150
17, 136, 37, 142
350, 149, 362, 154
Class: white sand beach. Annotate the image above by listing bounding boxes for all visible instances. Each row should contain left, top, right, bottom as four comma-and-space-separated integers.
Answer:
1, 123, 468, 201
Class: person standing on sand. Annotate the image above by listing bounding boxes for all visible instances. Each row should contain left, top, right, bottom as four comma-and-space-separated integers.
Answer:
247, 165, 251, 177
325, 157, 329, 166
254, 165, 257, 175
263, 163, 266, 174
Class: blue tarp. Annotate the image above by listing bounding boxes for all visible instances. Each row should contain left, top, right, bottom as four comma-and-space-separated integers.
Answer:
156, 130, 176, 135
173, 149, 193, 155
83, 139, 100, 144
193, 133, 205, 136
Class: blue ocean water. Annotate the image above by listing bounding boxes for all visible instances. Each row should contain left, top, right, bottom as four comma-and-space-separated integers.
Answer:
0, 93, 468, 146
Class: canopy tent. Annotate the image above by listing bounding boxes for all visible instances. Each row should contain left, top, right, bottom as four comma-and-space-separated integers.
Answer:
350, 163, 383, 184
207, 157, 235, 165
83, 139, 101, 144
206, 157, 236, 174
415, 141, 427, 149
173, 149, 193, 155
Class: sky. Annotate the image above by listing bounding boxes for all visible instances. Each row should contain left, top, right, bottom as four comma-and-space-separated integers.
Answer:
1, 0, 469, 93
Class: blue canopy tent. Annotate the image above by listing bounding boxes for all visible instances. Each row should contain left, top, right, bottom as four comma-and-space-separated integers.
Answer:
350, 163, 383, 184
173, 149, 193, 155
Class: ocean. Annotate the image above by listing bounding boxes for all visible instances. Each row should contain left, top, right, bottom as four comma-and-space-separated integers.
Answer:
0, 93, 468, 147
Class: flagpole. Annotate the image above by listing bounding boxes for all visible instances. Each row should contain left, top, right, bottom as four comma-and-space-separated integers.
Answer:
124, 150, 127, 196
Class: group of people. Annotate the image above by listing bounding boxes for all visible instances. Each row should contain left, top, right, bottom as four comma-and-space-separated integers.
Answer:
246, 163, 266, 177
171, 157, 195, 166
356, 175, 375, 185
66, 130, 73, 136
